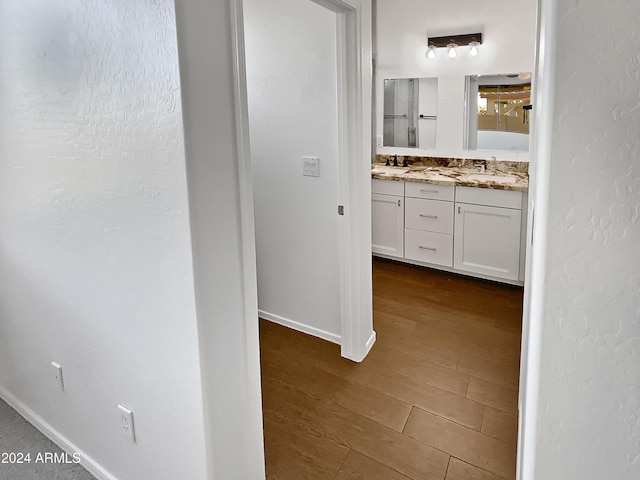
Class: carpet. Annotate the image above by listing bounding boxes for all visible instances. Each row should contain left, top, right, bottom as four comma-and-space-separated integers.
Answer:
0, 399, 96, 480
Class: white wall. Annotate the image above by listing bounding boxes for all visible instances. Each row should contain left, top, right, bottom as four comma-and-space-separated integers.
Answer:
173, 0, 266, 478
375, 0, 537, 161
524, 0, 640, 478
0, 1, 209, 480
244, 0, 342, 341
418, 78, 438, 149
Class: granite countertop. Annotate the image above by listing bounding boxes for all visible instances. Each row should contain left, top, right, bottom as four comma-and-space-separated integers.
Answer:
371, 155, 529, 192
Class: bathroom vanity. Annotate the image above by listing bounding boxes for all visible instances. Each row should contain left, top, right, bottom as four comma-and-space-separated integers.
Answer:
371, 156, 528, 285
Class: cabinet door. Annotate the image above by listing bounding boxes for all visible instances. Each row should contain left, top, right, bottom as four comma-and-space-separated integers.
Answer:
454, 203, 521, 280
372, 194, 404, 258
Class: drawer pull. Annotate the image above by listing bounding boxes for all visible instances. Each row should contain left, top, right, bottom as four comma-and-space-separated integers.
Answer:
419, 214, 438, 219
419, 246, 437, 251
420, 189, 439, 194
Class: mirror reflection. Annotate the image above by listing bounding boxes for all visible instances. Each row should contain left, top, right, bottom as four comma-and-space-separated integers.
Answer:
465, 73, 532, 152
383, 78, 438, 149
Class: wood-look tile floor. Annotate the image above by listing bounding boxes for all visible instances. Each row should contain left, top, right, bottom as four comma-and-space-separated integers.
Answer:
260, 257, 523, 480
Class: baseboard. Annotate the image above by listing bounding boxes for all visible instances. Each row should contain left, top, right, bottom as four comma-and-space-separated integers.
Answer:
0, 388, 119, 480
259, 310, 341, 345
365, 330, 377, 356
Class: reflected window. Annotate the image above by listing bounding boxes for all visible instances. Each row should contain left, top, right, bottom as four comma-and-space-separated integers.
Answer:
465, 73, 532, 152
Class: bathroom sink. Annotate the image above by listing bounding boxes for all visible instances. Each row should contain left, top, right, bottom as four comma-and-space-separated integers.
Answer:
463, 173, 518, 184
372, 167, 410, 176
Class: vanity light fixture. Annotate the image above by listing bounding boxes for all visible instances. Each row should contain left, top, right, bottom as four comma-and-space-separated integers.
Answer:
447, 42, 458, 59
426, 44, 437, 60
469, 40, 480, 57
426, 33, 483, 60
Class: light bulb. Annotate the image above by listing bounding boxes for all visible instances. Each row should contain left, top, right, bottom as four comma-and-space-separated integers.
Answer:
469, 41, 480, 57
426, 45, 436, 60
447, 42, 457, 59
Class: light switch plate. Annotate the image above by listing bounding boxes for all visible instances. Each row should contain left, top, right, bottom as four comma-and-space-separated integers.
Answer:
376, 135, 383, 147
302, 156, 319, 177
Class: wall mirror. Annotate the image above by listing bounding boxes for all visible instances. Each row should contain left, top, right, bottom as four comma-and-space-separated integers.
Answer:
465, 73, 532, 152
383, 77, 438, 149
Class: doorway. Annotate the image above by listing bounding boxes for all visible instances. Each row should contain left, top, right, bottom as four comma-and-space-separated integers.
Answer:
243, 0, 375, 362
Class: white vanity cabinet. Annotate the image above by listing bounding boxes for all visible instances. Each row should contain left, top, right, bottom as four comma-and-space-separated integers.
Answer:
454, 187, 523, 281
372, 178, 527, 284
371, 179, 404, 258
404, 185, 455, 267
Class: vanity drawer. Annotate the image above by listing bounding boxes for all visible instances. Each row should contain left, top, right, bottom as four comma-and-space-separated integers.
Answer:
372, 179, 404, 196
405, 229, 453, 267
405, 198, 454, 234
405, 182, 455, 201
455, 186, 523, 209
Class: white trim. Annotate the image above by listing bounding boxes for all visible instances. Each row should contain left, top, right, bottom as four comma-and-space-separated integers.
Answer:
365, 329, 377, 354
174, 0, 265, 477
517, 0, 557, 478
334, 0, 375, 363
0, 389, 119, 480
228, 2, 267, 479
259, 310, 342, 345
230, 0, 259, 316
310, 0, 353, 12
335, 6, 352, 363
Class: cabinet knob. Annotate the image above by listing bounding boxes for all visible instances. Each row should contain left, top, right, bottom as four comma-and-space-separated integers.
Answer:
398, 200, 401, 207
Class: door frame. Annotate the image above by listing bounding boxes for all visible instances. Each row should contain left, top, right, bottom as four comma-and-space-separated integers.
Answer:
233, 0, 375, 362
314, 0, 376, 362
228, 0, 558, 477
517, 0, 556, 478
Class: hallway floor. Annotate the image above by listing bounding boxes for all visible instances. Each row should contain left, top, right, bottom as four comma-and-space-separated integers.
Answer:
0, 399, 95, 480
260, 257, 523, 480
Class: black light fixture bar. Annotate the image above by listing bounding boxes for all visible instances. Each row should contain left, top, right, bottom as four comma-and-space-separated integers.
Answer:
427, 33, 483, 48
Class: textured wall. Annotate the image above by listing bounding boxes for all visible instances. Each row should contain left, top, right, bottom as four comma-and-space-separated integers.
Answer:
533, 0, 640, 478
244, 0, 342, 340
0, 1, 207, 479
375, 0, 537, 161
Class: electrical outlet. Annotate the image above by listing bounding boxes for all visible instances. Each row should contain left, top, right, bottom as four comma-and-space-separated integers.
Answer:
117, 404, 136, 443
51, 362, 64, 392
